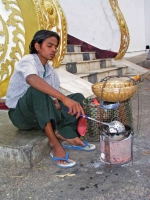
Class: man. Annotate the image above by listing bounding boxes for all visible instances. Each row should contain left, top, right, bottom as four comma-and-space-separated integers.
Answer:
6, 30, 95, 168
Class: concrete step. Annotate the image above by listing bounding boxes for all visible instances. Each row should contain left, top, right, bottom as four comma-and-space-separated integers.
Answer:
0, 110, 50, 168
60, 59, 112, 74
67, 45, 82, 52
142, 60, 150, 69
112, 58, 149, 81
125, 53, 147, 65
62, 52, 96, 63
75, 66, 128, 83
124, 53, 150, 77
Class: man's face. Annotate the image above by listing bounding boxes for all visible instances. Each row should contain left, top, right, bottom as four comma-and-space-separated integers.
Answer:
35, 36, 59, 64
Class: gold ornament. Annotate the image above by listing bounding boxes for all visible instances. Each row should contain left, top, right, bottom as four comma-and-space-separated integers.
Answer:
0, 0, 67, 98
109, 0, 130, 60
0, 0, 24, 97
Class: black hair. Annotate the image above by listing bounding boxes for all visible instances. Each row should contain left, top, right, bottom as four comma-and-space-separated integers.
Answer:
29, 30, 60, 54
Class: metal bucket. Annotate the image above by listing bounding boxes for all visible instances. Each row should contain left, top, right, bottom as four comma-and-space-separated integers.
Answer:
100, 126, 132, 165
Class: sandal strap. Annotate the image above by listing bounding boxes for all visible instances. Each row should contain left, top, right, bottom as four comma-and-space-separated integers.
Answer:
83, 141, 90, 147
52, 153, 70, 163
62, 141, 90, 150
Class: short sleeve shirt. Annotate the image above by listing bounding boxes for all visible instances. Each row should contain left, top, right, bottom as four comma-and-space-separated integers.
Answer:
6, 54, 60, 108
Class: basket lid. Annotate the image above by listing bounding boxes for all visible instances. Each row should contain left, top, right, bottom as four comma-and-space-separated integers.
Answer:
92, 77, 134, 89
104, 77, 132, 83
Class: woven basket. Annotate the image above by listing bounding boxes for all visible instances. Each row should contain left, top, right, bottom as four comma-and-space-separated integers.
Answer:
82, 98, 101, 141
82, 98, 119, 141
92, 77, 137, 102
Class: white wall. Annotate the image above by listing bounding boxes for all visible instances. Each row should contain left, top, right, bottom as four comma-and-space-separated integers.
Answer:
59, 0, 120, 52
59, 0, 149, 56
144, 0, 150, 47
118, 0, 146, 55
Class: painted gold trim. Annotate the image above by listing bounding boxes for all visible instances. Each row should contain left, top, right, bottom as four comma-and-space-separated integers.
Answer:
17, 0, 39, 54
0, 0, 67, 97
18, 0, 67, 66
0, 0, 24, 97
52, 0, 67, 68
109, 0, 130, 59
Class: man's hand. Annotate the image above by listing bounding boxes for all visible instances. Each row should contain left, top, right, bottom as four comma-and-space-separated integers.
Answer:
62, 96, 85, 118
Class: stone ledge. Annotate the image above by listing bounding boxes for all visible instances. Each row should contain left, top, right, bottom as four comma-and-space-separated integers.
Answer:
0, 111, 50, 168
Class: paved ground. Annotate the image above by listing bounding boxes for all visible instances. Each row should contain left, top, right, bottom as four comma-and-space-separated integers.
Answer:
0, 75, 150, 200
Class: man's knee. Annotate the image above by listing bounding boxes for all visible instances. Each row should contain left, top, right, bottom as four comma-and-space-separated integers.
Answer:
76, 93, 85, 103
68, 93, 85, 104
76, 93, 85, 99
26, 87, 53, 103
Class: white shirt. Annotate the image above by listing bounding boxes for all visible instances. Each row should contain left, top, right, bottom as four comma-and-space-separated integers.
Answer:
6, 54, 60, 108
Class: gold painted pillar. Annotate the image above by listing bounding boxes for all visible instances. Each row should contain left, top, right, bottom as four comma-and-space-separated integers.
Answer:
109, 0, 130, 59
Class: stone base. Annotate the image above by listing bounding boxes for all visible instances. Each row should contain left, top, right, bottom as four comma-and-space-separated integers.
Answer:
144, 60, 150, 68
0, 110, 50, 168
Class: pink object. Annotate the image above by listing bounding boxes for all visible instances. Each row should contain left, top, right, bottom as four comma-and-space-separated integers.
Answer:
100, 134, 132, 165
77, 117, 87, 136
92, 98, 100, 105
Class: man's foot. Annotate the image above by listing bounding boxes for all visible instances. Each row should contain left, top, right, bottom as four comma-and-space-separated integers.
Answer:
50, 152, 76, 168
62, 141, 96, 152
50, 145, 76, 168
44, 122, 75, 166
50, 144, 68, 165
56, 133, 85, 146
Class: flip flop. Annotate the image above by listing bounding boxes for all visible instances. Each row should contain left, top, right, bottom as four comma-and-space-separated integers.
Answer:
62, 141, 96, 152
50, 152, 76, 168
